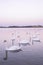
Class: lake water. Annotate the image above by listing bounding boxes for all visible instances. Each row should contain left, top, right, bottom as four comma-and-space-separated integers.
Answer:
0, 28, 43, 65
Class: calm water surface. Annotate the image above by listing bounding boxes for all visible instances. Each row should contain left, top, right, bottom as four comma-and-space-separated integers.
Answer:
0, 28, 43, 65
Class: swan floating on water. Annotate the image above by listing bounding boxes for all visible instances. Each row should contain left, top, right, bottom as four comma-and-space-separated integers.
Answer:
4, 46, 21, 60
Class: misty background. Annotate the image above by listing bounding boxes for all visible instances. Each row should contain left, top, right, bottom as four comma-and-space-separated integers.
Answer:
0, 0, 43, 26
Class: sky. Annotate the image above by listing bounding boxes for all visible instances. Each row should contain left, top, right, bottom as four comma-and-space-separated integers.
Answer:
0, 0, 43, 26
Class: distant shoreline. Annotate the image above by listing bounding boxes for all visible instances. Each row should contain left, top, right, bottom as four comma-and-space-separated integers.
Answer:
0, 25, 43, 28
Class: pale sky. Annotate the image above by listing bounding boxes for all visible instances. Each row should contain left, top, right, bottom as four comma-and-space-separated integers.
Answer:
0, 0, 43, 26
